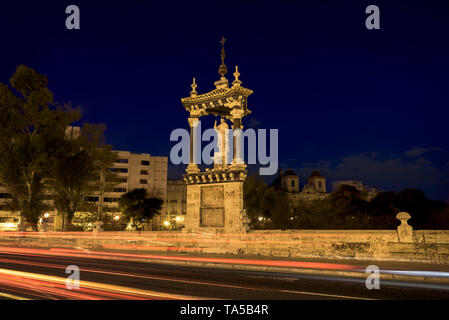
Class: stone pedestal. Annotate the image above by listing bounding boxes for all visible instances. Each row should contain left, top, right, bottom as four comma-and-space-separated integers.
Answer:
183, 169, 247, 234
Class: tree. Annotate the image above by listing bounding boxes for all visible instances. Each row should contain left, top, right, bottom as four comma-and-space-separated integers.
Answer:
366, 191, 400, 229
292, 199, 339, 229
260, 187, 292, 229
243, 175, 292, 229
48, 123, 117, 230
243, 175, 267, 228
0, 65, 77, 230
118, 188, 163, 230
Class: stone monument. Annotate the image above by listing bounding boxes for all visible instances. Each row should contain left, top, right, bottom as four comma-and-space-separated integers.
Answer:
181, 37, 253, 234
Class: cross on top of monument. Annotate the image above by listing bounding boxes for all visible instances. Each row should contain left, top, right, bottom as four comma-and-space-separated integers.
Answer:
218, 36, 228, 78
220, 36, 227, 47
220, 37, 228, 47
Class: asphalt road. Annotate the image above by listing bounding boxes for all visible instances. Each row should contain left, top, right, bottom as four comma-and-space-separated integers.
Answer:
0, 250, 448, 300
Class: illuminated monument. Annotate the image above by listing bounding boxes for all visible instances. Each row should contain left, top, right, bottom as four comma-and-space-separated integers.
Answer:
181, 37, 253, 233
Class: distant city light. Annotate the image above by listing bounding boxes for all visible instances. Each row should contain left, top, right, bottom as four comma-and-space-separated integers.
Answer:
113, 215, 120, 220
163, 221, 170, 226
44, 213, 50, 218
258, 216, 263, 221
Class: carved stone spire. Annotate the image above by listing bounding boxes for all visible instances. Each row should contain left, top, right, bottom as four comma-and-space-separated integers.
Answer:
190, 77, 197, 97
218, 36, 228, 78
215, 37, 230, 89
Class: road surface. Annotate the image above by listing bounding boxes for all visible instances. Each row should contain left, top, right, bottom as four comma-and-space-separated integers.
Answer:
0, 247, 448, 300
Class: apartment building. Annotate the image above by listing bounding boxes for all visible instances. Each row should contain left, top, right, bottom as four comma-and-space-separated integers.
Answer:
0, 151, 168, 229
165, 179, 186, 215
151, 179, 186, 230
89, 150, 168, 215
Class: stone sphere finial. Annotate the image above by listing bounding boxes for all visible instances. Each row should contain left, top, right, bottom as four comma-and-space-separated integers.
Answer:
396, 212, 411, 225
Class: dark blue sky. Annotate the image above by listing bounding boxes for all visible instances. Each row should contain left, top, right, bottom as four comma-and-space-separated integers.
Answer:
1, 1, 448, 201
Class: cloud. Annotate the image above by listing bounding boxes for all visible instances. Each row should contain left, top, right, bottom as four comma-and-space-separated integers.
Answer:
403, 146, 443, 157
290, 150, 449, 197
247, 117, 262, 128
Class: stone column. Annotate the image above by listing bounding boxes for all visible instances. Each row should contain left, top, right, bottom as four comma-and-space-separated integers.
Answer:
230, 108, 245, 168
186, 117, 200, 174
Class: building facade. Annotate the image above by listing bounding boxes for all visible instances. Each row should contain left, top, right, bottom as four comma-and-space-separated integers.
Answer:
273, 169, 330, 201
0, 150, 168, 230
165, 179, 187, 216
89, 150, 168, 216
156, 179, 187, 230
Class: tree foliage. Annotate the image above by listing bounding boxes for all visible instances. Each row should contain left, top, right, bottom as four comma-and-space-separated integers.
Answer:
0, 65, 76, 229
118, 188, 163, 230
0, 65, 117, 231
244, 174, 449, 230
243, 175, 292, 229
48, 124, 117, 230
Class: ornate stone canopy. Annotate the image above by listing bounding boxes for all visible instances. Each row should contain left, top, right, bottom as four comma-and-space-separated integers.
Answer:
181, 85, 253, 119
182, 37, 252, 176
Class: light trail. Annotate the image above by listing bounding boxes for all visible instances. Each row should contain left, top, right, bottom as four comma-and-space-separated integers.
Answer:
1, 246, 447, 299
0, 291, 30, 300
0, 245, 361, 271
0, 268, 207, 300
0, 256, 307, 294
0, 254, 375, 300
380, 270, 449, 278
4, 246, 449, 282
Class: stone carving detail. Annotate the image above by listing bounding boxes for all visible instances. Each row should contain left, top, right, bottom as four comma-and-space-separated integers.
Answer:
213, 118, 230, 169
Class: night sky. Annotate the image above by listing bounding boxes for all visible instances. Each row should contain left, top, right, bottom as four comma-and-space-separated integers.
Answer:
1, 1, 448, 201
